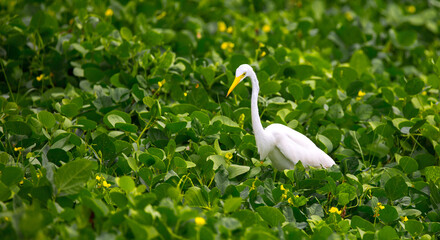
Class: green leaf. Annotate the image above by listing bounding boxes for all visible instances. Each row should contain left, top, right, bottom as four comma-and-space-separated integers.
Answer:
55, 158, 94, 195
350, 50, 370, 75
385, 175, 408, 200
256, 206, 286, 226
399, 156, 418, 174
104, 110, 131, 128
116, 176, 135, 192
424, 166, 440, 183
93, 134, 116, 160
405, 220, 424, 237
227, 164, 250, 179
351, 215, 375, 232
405, 78, 424, 95
120, 27, 132, 41
1, 166, 23, 186
115, 123, 138, 133
336, 183, 357, 205
60, 103, 80, 118
84, 67, 105, 82
378, 226, 399, 240
224, 197, 242, 213
333, 67, 357, 89
0, 182, 11, 201
378, 205, 399, 224
38, 110, 56, 128
259, 81, 281, 96
184, 187, 209, 208
4, 121, 32, 136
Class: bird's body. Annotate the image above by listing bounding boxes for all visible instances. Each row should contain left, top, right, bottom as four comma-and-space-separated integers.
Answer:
227, 64, 335, 170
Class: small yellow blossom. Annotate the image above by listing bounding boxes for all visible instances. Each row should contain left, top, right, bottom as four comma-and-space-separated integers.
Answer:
294, 194, 299, 198
260, 51, 266, 57
14, 147, 23, 151
259, 42, 265, 48
221, 42, 235, 52
19, 180, 24, 185
407, 5, 416, 14
36, 74, 44, 82
262, 24, 271, 33
102, 180, 111, 188
329, 207, 342, 215
422, 91, 427, 95
156, 11, 166, 20
195, 217, 206, 226
281, 193, 287, 200
96, 175, 102, 181
195, 83, 200, 88
36, 172, 41, 179
218, 21, 227, 32
225, 152, 233, 160
280, 185, 286, 191
158, 79, 166, 87
288, 197, 294, 205
377, 202, 385, 210
105, 8, 114, 17
345, 12, 353, 21
184, 92, 188, 97
356, 90, 366, 101
227, 26, 233, 34
4, 217, 10, 221
401, 216, 408, 222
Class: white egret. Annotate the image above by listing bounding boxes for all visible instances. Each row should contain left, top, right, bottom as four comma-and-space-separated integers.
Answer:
227, 64, 336, 170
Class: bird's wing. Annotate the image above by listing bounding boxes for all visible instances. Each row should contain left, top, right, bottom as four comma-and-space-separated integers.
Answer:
267, 124, 335, 168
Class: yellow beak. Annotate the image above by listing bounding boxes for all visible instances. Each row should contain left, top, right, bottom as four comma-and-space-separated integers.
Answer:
226, 74, 245, 97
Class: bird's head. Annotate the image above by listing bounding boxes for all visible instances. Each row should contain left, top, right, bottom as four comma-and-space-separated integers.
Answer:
226, 64, 253, 97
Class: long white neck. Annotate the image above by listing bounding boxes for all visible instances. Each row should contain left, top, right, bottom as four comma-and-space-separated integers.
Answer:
249, 72, 264, 140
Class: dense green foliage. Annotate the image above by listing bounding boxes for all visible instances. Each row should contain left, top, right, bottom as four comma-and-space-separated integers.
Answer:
1, 0, 440, 239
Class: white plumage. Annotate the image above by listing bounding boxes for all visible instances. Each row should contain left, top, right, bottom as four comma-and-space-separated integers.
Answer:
227, 64, 335, 170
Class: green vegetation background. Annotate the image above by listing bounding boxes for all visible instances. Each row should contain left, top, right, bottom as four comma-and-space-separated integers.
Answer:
1, 0, 440, 239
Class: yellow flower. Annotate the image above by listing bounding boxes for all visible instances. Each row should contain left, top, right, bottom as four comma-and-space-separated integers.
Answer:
227, 26, 233, 34
195, 83, 200, 88
195, 217, 206, 226
14, 147, 22, 151
156, 11, 166, 20
158, 79, 166, 87
288, 197, 294, 205
377, 202, 385, 210
407, 5, 416, 13
345, 12, 353, 21
262, 24, 271, 33
221, 42, 234, 52
105, 8, 113, 17
184, 92, 188, 97
96, 175, 102, 181
280, 185, 286, 191
218, 21, 227, 32
260, 51, 266, 57
225, 152, 233, 160
36, 172, 41, 179
259, 42, 265, 48
294, 194, 299, 198
329, 207, 342, 215
103, 180, 111, 188
422, 91, 427, 95
401, 216, 408, 222
36, 74, 44, 81
19, 180, 24, 185
356, 90, 366, 101
281, 193, 287, 200
221, 42, 229, 50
